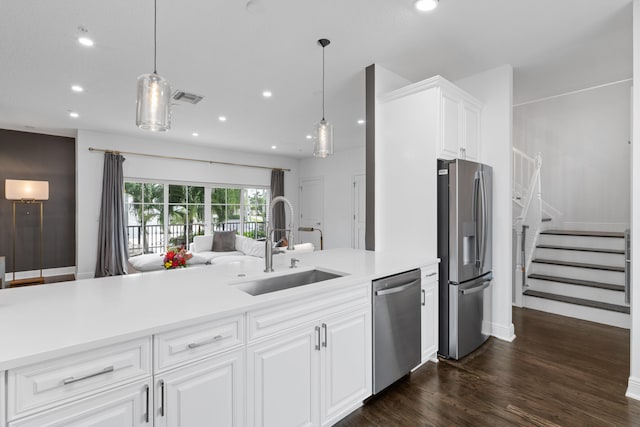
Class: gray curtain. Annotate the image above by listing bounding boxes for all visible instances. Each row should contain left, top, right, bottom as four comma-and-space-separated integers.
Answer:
270, 169, 285, 242
95, 153, 128, 277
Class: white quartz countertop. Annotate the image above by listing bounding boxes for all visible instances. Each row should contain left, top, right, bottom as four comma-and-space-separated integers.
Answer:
0, 249, 437, 370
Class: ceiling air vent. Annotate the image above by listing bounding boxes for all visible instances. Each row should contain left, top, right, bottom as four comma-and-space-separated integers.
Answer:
172, 91, 204, 104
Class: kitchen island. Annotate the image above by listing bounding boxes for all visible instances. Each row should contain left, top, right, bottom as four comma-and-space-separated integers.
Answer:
0, 249, 437, 426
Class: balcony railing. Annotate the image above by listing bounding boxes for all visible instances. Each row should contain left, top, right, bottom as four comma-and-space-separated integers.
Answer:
127, 221, 266, 255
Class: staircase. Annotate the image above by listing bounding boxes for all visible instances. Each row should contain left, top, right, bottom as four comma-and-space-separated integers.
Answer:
522, 230, 630, 328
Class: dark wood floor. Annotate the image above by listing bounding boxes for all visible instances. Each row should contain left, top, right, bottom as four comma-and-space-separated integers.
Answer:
337, 307, 640, 427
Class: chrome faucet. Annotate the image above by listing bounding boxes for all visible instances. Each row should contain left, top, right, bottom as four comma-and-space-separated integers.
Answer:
265, 196, 295, 272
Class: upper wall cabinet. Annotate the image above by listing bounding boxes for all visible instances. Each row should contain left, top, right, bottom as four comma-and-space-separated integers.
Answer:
438, 82, 482, 161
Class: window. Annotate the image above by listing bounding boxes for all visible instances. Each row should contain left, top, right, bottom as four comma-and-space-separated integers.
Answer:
124, 181, 269, 256
211, 187, 269, 239
124, 182, 165, 256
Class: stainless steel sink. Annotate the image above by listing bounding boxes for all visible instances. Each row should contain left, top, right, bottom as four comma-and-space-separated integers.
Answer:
231, 269, 345, 296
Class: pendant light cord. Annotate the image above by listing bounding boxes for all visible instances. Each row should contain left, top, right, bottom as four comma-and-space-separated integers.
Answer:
153, 0, 157, 74
321, 44, 325, 120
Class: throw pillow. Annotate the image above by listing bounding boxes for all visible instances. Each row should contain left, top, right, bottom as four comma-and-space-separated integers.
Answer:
213, 231, 237, 252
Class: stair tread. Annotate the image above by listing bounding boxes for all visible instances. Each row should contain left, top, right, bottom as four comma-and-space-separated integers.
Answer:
523, 290, 630, 314
527, 274, 625, 291
532, 258, 625, 272
541, 230, 625, 238
536, 244, 625, 255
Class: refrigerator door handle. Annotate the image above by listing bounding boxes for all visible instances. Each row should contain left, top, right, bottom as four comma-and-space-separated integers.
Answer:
479, 170, 489, 270
460, 279, 491, 295
473, 174, 481, 268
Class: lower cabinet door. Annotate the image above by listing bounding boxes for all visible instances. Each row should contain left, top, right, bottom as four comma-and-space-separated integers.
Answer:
247, 326, 320, 427
320, 307, 371, 426
155, 348, 244, 427
8, 379, 152, 427
421, 278, 438, 362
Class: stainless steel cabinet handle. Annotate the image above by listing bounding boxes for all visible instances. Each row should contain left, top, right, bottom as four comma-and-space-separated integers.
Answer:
187, 335, 224, 349
424, 272, 437, 278
315, 326, 321, 351
160, 379, 166, 417
144, 384, 150, 423
421, 289, 426, 306
375, 281, 418, 296
322, 323, 328, 348
62, 365, 115, 385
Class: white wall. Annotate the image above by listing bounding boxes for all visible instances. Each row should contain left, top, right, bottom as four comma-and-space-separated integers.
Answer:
514, 81, 632, 231
76, 130, 300, 279
456, 65, 516, 342
627, 0, 640, 402
298, 147, 365, 249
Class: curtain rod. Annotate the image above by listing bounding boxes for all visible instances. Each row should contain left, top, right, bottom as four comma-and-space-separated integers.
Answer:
87, 147, 291, 172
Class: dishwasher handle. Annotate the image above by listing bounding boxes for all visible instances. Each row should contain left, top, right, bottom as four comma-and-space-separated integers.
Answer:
375, 280, 419, 296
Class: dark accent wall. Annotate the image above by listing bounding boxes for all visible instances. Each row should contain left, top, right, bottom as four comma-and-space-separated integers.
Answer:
0, 129, 76, 273
365, 65, 375, 251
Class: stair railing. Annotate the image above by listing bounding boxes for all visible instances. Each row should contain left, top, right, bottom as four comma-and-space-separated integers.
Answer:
513, 150, 542, 307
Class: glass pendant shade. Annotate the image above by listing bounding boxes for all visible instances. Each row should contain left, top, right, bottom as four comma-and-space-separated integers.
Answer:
136, 72, 171, 131
314, 119, 334, 158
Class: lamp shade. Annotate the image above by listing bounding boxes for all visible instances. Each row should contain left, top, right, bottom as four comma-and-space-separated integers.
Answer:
136, 72, 171, 131
5, 179, 49, 200
314, 119, 334, 158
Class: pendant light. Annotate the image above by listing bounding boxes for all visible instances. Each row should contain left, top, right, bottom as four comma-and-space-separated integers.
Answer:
314, 38, 333, 158
136, 0, 171, 131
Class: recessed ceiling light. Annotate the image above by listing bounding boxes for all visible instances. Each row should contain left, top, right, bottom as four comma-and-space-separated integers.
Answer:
71, 85, 84, 93
69, 112, 79, 118
192, 132, 199, 137
262, 90, 272, 98
218, 116, 227, 122
415, 0, 438, 12
357, 119, 365, 125
271, 145, 277, 150
306, 134, 312, 140
78, 36, 94, 47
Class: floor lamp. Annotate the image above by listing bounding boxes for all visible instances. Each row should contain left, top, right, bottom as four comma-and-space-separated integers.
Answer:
5, 179, 49, 286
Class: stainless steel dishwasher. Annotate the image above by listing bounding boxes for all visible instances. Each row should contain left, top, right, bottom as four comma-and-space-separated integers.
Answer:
372, 268, 421, 394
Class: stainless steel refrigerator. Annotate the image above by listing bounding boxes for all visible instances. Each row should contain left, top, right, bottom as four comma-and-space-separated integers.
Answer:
437, 158, 493, 360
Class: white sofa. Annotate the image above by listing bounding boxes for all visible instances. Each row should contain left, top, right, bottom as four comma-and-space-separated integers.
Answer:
128, 234, 314, 273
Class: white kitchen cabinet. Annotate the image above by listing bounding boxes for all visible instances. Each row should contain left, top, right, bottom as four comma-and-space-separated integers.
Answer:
421, 267, 439, 363
376, 75, 482, 256
320, 308, 371, 426
247, 325, 319, 427
1, 371, 5, 427
8, 380, 152, 427
246, 287, 371, 427
439, 84, 482, 161
155, 348, 244, 427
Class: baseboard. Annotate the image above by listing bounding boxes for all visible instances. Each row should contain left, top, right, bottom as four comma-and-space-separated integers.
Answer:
626, 376, 640, 401
559, 222, 629, 232
4, 266, 76, 283
487, 321, 516, 342
76, 271, 94, 280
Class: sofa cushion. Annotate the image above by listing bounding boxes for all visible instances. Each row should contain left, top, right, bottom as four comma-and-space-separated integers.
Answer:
196, 250, 245, 262
129, 253, 164, 272
192, 235, 214, 253
213, 231, 237, 252
235, 235, 265, 258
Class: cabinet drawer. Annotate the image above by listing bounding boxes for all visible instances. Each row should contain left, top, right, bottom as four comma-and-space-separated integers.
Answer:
7, 337, 151, 420
421, 267, 438, 283
154, 314, 244, 372
247, 282, 370, 342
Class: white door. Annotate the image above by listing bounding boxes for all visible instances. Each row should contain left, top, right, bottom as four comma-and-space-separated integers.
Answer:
8, 380, 151, 427
156, 349, 244, 427
247, 326, 320, 427
440, 90, 462, 159
352, 175, 366, 250
320, 308, 371, 426
462, 101, 481, 161
299, 177, 324, 249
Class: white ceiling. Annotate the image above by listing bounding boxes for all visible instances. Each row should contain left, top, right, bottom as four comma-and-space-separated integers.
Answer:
0, 0, 632, 158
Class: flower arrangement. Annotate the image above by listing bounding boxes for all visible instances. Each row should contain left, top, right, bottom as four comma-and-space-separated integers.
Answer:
163, 246, 193, 269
